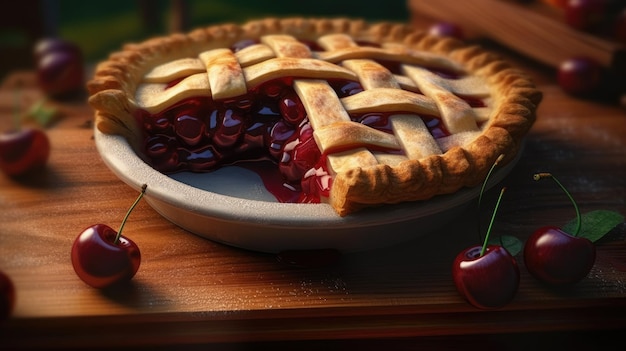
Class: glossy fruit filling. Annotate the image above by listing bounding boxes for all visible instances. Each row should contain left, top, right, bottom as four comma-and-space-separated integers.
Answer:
136, 40, 484, 204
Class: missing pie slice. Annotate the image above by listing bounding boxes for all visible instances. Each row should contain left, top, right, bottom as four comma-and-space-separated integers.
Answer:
87, 17, 542, 216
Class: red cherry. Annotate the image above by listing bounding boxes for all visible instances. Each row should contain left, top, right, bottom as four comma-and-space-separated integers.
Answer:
557, 57, 603, 97
453, 245, 520, 309
34, 37, 76, 58
0, 270, 16, 321
279, 125, 320, 182
279, 91, 306, 125
71, 224, 141, 289
331, 80, 363, 97
524, 173, 596, 285
183, 145, 219, 172
71, 185, 146, 289
268, 120, 296, 160
213, 109, 244, 149
230, 39, 258, 52
174, 113, 205, 146
428, 21, 464, 40
0, 128, 50, 177
524, 226, 596, 285
34, 38, 85, 98
564, 0, 607, 31
453, 186, 520, 309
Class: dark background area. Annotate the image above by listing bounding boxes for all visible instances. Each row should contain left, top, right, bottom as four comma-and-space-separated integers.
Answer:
0, 0, 409, 79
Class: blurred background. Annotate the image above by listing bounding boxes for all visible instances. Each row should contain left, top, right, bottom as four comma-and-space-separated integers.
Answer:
0, 0, 409, 80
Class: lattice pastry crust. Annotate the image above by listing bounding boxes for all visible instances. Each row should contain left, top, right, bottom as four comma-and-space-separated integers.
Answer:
88, 17, 542, 216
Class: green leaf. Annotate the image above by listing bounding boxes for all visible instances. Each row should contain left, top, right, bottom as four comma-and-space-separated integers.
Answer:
488, 235, 523, 256
562, 210, 625, 242
23, 98, 61, 128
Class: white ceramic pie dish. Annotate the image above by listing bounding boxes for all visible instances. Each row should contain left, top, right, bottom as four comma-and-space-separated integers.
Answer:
94, 127, 520, 253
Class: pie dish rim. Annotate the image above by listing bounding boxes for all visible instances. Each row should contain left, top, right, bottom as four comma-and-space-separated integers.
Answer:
94, 127, 522, 253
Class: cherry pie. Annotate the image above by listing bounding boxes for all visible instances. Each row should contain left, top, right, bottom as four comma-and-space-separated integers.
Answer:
88, 18, 542, 216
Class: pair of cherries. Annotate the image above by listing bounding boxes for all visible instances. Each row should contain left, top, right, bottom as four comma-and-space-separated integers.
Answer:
453, 159, 597, 309
1, 37, 85, 178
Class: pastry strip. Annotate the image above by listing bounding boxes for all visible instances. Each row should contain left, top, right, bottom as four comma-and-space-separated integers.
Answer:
199, 48, 247, 99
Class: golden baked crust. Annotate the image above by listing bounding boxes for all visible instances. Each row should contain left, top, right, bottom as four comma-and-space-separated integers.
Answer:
87, 17, 542, 216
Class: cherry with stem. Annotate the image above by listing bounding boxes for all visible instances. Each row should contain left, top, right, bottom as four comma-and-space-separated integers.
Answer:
71, 184, 147, 289
524, 172, 595, 286
453, 185, 520, 309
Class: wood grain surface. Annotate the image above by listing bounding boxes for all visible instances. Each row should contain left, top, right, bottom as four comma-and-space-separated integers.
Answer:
1, 24, 626, 351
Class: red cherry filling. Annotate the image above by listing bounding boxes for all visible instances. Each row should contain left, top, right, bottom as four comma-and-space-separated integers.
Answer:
138, 60, 480, 203
279, 123, 320, 183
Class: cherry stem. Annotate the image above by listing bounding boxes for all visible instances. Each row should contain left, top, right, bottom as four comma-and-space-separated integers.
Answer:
533, 172, 581, 236
478, 154, 505, 241
114, 184, 148, 244
478, 154, 505, 209
480, 187, 506, 257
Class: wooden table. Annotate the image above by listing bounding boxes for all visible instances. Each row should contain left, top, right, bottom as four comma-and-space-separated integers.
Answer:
1, 34, 626, 350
